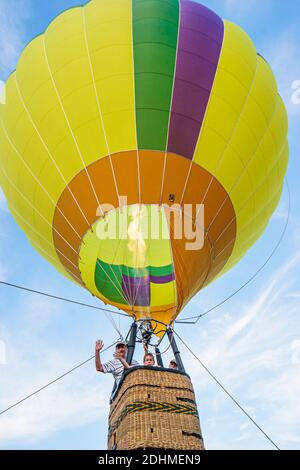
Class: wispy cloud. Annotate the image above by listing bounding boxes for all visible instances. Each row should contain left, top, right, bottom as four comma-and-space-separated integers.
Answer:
0, 238, 299, 448
0, 0, 32, 78
179, 250, 300, 449
0, 294, 115, 446
216, 1, 300, 118
223, 0, 273, 18
261, 28, 300, 116
0, 374, 107, 443
287, 293, 300, 301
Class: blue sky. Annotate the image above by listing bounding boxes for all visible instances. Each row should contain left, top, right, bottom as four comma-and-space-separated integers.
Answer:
0, 0, 300, 450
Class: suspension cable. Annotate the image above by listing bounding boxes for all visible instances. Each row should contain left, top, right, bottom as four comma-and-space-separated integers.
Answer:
0, 279, 125, 337
174, 330, 280, 450
0, 280, 129, 318
0, 341, 118, 418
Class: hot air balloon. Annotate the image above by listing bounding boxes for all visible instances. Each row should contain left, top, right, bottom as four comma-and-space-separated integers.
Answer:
0, 0, 288, 450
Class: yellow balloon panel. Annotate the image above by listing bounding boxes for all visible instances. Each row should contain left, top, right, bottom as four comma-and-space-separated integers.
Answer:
219, 21, 257, 84
16, 36, 47, 101
218, 153, 286, 274
44, 9, 86, 73
150, 282, 176, 308
229, 117, 259, 168
193, 19, 287, 281
0, 74, 26, 134
2, 84, 46, 170
193, 20, 257, 175
84, 0, 136, 155
269, 97, 289, 154
213, 68, 249, 115
250, 57, 278, 123
278, 143, 289, 177
44, 12, 110, 166
87, 0, 130, 26
9, 205, 62, 268
223, 163, 287, 272
78, 227, 106, 300
0, 128, 23, 180
221, 188, 282, 275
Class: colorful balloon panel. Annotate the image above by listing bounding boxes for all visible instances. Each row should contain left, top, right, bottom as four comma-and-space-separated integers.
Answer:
0, 0, 288, 326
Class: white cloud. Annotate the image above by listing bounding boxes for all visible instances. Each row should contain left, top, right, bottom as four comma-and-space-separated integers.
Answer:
287, 292, 300, 298
223, 0, 272, 17
216, 2, 300, 118
273, 196, 289, 220
178, 250, 300, 449
0, 0, 32, 77
0, 374, 106, 443
0, 339, 6, 365
0, 294, 117, 447
261, 28, 300, 116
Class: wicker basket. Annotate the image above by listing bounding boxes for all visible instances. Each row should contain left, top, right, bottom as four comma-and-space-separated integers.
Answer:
107, 366, 205, 450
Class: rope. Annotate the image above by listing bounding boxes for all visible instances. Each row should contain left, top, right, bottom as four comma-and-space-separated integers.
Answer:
174, 331, 280, 450
0, 280, 129, 318
0, 279, 126, 337
0, 341, 118, 417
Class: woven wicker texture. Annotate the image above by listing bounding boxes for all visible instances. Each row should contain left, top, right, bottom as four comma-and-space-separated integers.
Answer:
108, 368, 205, 450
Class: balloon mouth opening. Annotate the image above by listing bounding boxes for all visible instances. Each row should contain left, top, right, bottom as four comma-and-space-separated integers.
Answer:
78, 204, 178, 326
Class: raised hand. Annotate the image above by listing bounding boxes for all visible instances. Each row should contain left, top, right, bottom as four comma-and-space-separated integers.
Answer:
95, 339, 104, 352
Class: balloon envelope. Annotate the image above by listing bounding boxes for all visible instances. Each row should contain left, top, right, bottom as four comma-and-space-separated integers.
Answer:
0, 0, 288, 326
